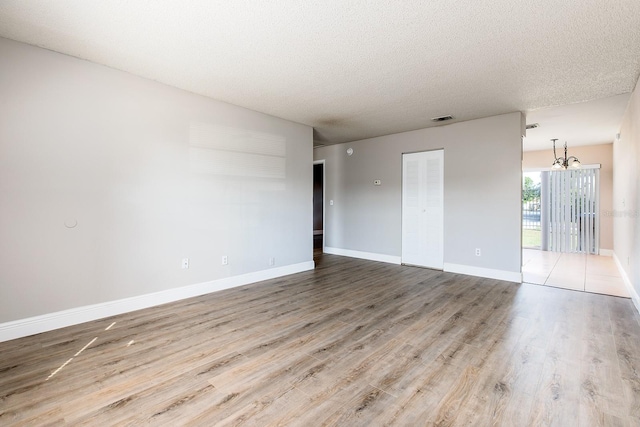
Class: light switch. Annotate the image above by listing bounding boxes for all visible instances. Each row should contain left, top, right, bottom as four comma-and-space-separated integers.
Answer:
330, 200, 334, 205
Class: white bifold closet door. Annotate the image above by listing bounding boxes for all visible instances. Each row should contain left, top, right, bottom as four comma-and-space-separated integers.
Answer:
402, 150, 444, 269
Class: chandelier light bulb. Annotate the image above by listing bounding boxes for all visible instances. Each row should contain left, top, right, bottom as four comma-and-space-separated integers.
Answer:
551, 139, 580, 170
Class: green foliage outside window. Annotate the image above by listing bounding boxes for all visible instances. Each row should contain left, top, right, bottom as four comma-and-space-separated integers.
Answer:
522, 176, 541, 203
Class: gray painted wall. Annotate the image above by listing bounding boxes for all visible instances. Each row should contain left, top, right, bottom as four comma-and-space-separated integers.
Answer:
314, 112, 523, 275
613, 80, 640, 301
0, 38, 313, 323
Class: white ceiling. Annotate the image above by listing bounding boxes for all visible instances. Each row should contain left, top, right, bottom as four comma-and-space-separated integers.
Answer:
523, 93, 630, 151
1, 1, 639, 147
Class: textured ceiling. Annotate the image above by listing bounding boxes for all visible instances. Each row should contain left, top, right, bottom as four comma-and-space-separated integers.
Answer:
0, 1, 639, 146
523, 94, 630, 152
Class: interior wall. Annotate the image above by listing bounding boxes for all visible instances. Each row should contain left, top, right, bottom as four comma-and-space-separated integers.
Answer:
523, 143, 614, 251
314, 112, 523, 278
614, 79, 640, 304
0, 37, 313, 323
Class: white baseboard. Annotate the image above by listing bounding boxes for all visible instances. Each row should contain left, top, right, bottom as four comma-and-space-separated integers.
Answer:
0, 261, 315, 343
443, 263, 522, 283
323, 247, 521, 283
323, 247, 401, 265
600, 249, 614, 256
613, 253, 640, 314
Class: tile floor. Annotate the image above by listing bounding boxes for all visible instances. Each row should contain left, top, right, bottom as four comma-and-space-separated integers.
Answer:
522, 248, 630, 298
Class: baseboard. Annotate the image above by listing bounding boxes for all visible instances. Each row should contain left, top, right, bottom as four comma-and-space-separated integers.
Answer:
600, 249, 614, 257
443, 263, 522, 283
0, 261, 315, 343
613, 253, 640, 315
323, 247, 401, 265
323, 247, 521, 283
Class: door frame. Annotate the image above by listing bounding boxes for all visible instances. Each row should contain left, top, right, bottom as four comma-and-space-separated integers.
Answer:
313, 159, 325, 253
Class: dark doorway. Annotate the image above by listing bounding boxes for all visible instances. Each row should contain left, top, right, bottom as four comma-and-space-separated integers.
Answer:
313, 162, 323, 251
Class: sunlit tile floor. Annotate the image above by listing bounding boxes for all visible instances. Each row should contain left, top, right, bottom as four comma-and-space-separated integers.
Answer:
522, 248, 630, 298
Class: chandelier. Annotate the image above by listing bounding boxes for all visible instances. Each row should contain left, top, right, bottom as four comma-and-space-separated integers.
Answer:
551, 139, 580, 170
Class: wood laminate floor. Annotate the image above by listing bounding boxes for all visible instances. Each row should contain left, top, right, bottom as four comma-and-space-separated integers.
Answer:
1, 254, 640, 426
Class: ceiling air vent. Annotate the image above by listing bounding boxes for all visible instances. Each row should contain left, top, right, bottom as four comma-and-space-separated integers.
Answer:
526, 123, 540, 130
431, 115, 454, 122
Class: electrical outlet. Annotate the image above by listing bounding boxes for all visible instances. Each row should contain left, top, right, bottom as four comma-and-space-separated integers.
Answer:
475, 248, 481, 257
269, 257, 275, 266
221, 255, 228, 265
182, 258, 189, 269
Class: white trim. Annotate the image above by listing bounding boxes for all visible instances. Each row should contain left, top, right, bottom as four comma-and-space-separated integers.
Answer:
324, 248, 522, 282
0, 261, 315, 343
599, 249, 614, 257
324, 247, 401, 265
613, 253, 640, 314
443, 263, 522, 283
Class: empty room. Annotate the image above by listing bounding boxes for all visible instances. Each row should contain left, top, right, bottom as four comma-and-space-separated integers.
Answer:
1, 1, 640, 426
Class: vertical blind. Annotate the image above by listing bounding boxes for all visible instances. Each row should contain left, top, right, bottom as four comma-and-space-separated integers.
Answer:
546, 168, 599, 254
